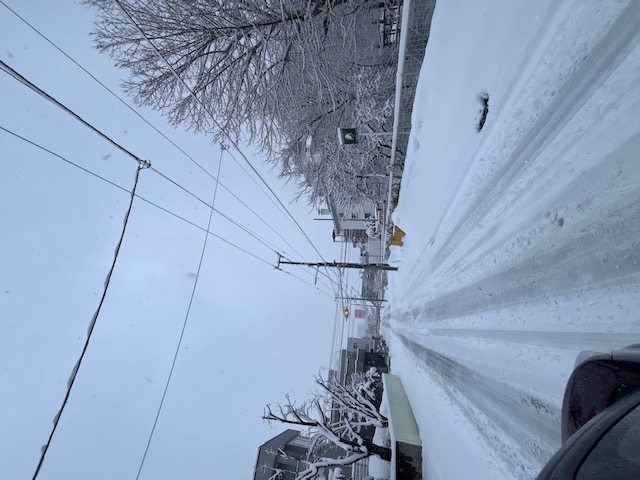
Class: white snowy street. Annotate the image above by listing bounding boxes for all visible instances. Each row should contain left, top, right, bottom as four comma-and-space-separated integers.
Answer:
384, 1, 640, 478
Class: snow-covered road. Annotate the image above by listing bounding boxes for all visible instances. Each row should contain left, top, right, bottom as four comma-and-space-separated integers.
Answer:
384, 1, 640, 478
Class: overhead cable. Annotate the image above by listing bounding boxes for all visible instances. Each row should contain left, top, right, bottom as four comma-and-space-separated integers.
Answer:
0, 125, 333, 297
0, 1, 182, 162
0, 60, 148, 169
0, 61, 304, 268
136, 147, 222, 479
147, 166, 285, 255
31, 160, 146, 480
112, 0, 340, 292
0, 1, 309, 263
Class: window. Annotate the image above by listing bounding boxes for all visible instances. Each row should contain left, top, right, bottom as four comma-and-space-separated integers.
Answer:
576, 405, 640, 479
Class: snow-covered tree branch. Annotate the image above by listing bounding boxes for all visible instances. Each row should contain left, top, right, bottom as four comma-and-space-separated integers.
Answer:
86, 0, 399, 210
263, 370, 390, 480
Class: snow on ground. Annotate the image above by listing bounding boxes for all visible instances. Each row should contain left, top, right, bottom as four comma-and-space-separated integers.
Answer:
384, 1, 640, 479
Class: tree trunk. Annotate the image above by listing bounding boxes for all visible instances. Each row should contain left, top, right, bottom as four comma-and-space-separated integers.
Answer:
364, 441, 392, 461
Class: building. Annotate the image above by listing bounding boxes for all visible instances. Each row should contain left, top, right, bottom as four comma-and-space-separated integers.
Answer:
253, 430, 311, 480
347, 336, 376, 352
254, 430, 350, 480
330, 337, 388, 454
319, 197, 382, 250
337, 337, 388, 387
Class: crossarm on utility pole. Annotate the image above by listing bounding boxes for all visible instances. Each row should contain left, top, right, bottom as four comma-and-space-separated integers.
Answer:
276, 257, 398, 272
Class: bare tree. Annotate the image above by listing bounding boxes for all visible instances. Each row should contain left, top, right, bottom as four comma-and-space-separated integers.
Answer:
87, 0, 399, 210
86, 0, 376, 146
290, 138, 390, 213
263, 369, 390, 480
281, 61, 396, 212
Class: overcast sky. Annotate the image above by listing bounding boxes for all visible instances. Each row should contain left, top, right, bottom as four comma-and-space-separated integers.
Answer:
0, 1, 359, 478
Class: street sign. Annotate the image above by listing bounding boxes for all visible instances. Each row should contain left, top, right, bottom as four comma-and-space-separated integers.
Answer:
337, 127, 358, 145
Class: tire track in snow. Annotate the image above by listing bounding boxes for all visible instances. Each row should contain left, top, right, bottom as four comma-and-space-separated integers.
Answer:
416, 0, 571, 272
395, 129, 640, 326
426, 329, 640, 351
396, 333, 560, 476
405, 194, 640, 322
424, 1, 640, 276
432, 97, 640, 293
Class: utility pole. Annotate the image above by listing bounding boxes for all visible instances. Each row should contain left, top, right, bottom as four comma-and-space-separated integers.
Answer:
276, 255, 398, 271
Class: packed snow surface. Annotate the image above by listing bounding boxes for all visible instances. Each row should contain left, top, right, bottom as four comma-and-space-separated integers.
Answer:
384, 1, 640, 478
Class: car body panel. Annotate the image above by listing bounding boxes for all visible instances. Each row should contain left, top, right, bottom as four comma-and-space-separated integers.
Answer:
537, 390, 640, 479
562, 350, 640, 442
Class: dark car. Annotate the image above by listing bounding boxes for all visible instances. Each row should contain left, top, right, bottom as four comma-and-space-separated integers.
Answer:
537, 344, 640, 479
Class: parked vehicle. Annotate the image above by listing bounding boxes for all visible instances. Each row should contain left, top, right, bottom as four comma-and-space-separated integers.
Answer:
537, 344, 640, 479
563, 344, 640, 441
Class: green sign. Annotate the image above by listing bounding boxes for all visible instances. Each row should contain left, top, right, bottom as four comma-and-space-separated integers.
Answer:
337, 127, 358, 145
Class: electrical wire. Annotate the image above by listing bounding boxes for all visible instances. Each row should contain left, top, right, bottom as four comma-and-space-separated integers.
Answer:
135, 147, 222, 479
4, 0, 373, 366
0, 0, 315, 265
0, 60, 313, 274
2, 4, 341, 294
0, 1, 185, 160
0, 125, 128, 192
147, 166, 283, 254
279, 271, 333, 299
0, 125, 334, 298
112, 0, 340, 292
148, 168, 342, 296
0, 60, 147, 168
31, 161, 146, 480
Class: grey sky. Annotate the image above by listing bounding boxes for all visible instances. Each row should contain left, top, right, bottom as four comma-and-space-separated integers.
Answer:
0, 1, 345, 478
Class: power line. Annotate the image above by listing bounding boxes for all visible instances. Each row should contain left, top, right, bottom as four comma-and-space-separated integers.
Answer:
0, 125, 334, 297
0, 125, 130, 192
1, 54, 311, 273
0, 60, 147, 168
135, 147, 222, 479
206, 171, 308, 262
0, 60, 311, 272
275, 267, 334, 298
31, 160, 147, 480
3, 0, 346, 298
224, 146, 310, 242
0, 1, 311, 264
2, 7, 341, 298
0, 1, 182, 157
2, 7, 339, 293
278, 253, 342, 293
147, 166, 284, 255
148, 164, 339, 287
112, 0, 340, 293
0, 126, 270, 266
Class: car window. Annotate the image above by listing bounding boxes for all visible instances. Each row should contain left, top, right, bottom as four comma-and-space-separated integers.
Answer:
576, 405, 640, 479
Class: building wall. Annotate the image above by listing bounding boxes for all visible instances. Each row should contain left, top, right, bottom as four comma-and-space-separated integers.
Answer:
254, 429, 351, 480
254, 430, 301, 480
347, 336, 376, 353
